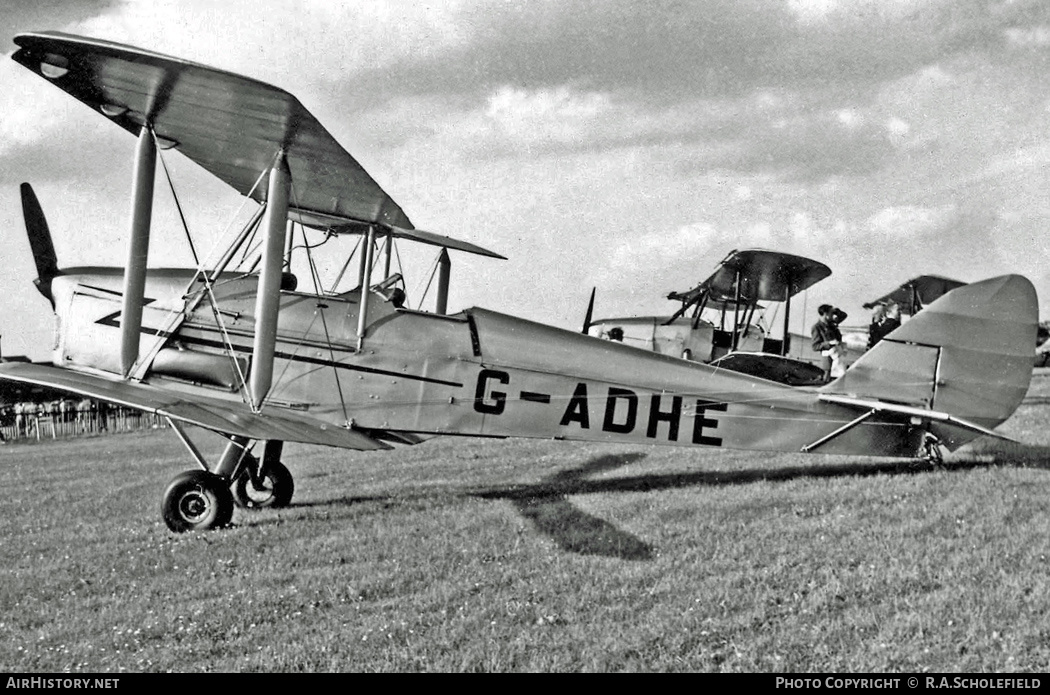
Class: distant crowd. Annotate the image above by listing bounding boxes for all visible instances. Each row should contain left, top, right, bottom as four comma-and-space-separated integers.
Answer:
0, 398, 166, 442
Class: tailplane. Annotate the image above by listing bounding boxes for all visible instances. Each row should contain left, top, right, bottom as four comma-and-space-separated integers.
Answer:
822, 275, 1037, 450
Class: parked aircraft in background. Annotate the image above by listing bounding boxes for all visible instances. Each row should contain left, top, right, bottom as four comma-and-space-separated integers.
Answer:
863, 275, 969, 317
0, 32, 1038, 533
587, 249, 865, 385
865, 275, 1050, 366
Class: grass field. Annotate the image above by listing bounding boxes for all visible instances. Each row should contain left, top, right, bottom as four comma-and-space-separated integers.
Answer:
3, 373, 1050, 672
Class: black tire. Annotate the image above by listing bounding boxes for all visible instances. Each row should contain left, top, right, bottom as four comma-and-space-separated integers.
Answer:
161, 470, 235, 532
232, 460, 294, 509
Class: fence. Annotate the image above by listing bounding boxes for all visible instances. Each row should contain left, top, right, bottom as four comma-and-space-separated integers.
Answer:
0, 407, 167, 443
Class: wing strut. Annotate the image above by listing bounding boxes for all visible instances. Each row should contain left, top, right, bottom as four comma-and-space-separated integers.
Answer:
435, 248, 451, 315
355, 224, 376, 350
121, 125, 157, 377
167, 418, 209, 469
800, 408, 877, 453
250, 152, 291, 410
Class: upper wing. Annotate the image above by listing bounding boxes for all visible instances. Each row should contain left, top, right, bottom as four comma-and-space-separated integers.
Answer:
12, 31, 404, 231
319, 219, 507, 260
0, 362, 389, 451
862, 275, 967, 315
669, 248, 831, 305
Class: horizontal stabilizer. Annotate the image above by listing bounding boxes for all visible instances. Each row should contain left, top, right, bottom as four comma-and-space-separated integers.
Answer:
0, 362, 389, 451
818, 393, 1015, 442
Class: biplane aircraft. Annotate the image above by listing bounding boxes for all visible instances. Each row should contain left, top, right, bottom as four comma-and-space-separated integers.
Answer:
863, 275, 969, 317
586, 249, 860, 385
0, 31, 1039, 533
864, 275, 1050, 366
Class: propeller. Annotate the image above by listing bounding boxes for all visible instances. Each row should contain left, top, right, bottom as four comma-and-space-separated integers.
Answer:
20, 182, 60, 306
582, 287, 595, 334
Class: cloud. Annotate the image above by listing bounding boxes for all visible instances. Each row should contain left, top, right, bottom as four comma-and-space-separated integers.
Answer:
482, 86, 612, 150
859, 202, 1009, 281
606, 222, 720, 271
867, 204, 958, 237
678, 105, 905, 183
75, 0, 474, 80
1004, 25, 1050, 48
325, 0, 1050, 112
8, 0, 120, 34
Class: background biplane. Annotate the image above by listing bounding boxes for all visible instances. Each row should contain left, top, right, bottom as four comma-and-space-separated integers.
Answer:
586, 249, 856, 385
863, 275, 968, 317
0, 31, 1039, 533
865, 275, 1050, 366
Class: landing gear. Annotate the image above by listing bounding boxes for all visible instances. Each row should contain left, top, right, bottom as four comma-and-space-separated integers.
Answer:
232, 459, 294, 509
161, 470, 234, 532
161, 422, 293, 532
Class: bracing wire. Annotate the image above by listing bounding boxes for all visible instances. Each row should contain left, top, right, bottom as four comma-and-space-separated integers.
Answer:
328, 236, 363, 294
392, 240, 411, 309
155, 138, 199, 267
285, 181, 352, 425
129, 136, 274, 398
190, 150, 290, 402
414, 252, 441, 309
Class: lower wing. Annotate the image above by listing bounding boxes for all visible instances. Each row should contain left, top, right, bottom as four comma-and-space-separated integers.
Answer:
0, 362, 389, 451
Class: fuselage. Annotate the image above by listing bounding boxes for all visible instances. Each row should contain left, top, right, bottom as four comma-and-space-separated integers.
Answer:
588, 314, 866, 371
47, 267, 925, 458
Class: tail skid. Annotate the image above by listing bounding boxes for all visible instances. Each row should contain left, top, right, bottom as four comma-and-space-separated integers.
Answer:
821, 275, 1037, 450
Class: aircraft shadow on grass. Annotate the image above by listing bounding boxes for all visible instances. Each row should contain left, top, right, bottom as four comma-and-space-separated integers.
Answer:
282, 442, 1050, 560
473, 451, 655, 561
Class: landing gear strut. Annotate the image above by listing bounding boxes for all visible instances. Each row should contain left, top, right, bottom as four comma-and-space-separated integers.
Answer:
232, 442, 294, 509
161, 421, 292, 532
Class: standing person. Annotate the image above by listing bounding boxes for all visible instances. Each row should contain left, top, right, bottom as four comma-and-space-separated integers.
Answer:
867, 302, 902, 349
812, 304, 848, 381
885, 301, 901, 330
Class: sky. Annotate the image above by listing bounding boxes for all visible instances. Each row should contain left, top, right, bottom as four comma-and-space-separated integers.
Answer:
1, 0, 1049, 359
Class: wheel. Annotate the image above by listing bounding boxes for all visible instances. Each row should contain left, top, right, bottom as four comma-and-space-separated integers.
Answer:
161, 470, 234, 532
232, 460, 294, 509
